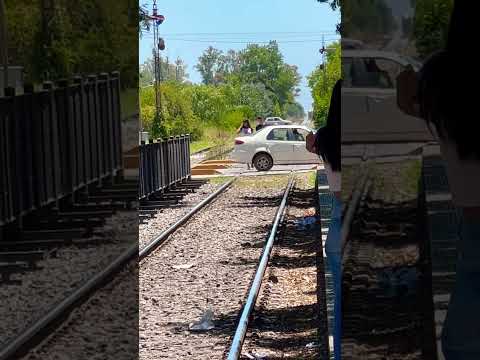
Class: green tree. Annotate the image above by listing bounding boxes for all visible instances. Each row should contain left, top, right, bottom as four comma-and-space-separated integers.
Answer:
140, 56, 189, 86
340, 0, 396, 41
236, 41, 301, 116
285, 102, 305, 119
308, 41, 340, 128
413, 0, 453, 58
5, 0, 138, 88
196, 46, 224, 85
141, 82, 201, 140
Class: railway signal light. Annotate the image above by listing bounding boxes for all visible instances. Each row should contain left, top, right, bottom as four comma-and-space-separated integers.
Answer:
156, 15, 165, 25
158, 38, 165, 51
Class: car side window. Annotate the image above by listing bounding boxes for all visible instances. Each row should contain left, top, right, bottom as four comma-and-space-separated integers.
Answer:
351, 58, 404, 89
289, 128, 309, 141
372, 58, 405, 88
267, 128, 289, 141
342, 58, 354, 88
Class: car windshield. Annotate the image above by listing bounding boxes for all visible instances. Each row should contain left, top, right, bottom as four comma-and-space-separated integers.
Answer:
402, 55, 422, 70
254, 126, 270, 135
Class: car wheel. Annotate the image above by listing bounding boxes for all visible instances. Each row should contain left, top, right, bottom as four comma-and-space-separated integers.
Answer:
253, 153, 273, 171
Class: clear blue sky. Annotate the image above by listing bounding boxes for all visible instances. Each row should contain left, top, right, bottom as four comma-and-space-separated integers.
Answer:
139, 0, 340, 113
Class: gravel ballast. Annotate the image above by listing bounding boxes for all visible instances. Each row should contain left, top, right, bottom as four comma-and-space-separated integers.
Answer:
0, 210, 138, 353
140, 175, 289, 359
139, 181, 226, 249
241, 174, 329, 359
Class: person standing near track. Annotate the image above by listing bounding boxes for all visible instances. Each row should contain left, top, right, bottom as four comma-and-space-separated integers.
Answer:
255, 116, 265, 132
237, 119, 253, 135
397, 1, 480, 358
307, 78, 342, 360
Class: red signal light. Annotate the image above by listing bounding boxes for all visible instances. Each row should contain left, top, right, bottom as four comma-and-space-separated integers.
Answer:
235, 139, 244, 145
158, 38, 165, 50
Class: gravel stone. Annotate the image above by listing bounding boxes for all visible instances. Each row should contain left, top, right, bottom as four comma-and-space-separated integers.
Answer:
0, 210, 138, 350
140, 176, 289, 359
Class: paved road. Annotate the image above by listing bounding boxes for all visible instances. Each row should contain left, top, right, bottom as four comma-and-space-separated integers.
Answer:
217, 163, 320, 177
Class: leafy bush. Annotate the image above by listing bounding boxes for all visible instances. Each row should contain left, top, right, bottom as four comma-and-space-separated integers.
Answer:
308, 41, 340, 128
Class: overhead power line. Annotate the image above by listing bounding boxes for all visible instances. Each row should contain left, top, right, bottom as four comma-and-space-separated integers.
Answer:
158, 31, 338, 36
141, 35, 340, 44
160, 38, 337, 44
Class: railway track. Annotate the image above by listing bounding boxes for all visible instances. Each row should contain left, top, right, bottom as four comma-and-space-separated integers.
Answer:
0, 176, 234, 360
226, 174, 330, 360
226, 176, 295, 359
139, 178, 236, 259
341, 151, 439, 360
0, 177, 139, 359
3, 171, 330, 360
138, 173, 329, 360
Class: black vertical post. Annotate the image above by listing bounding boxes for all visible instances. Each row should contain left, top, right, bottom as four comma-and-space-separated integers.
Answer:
99, 73, 114, 183
43, 81, 61, 207
0, 91, 12, 224
5, 87, 23, 229
186, 134, 191, 179
89, 74, 102, 186
86, 75, 98, 185
73, 76, 86, 188
22, 84, 35, 213
159, 138, 165, 191
56, 78, 75, 204
110, 71, 123, 178
139, 141, 145, 199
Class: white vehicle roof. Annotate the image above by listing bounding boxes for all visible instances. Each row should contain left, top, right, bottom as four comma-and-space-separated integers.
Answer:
261, 124, 311, 131
342, 50, 422, 69
341, 38, 365, 49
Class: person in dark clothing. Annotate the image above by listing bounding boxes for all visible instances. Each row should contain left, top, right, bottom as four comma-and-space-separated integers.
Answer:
307, 79, 342, 360
255, 116, 264, 132
397, 1, 480, 358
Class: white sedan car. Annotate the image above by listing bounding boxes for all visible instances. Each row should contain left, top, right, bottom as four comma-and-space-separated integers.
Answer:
230, 125, 321, 171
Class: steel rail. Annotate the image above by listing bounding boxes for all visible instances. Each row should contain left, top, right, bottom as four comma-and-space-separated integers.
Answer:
0, 178, 236, 360
139, 177, 236, 260
341, 163, 371, 255
226, 175, 295, 360
0, 241, 137, 360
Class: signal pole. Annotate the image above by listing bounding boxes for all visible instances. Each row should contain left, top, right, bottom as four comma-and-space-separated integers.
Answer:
0, 0, 8, 89
144, 0, 165, 121
321, 35, 327, 93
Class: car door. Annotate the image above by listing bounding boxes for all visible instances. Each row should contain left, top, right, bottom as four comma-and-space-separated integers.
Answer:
342, 57, 370, 142
343, 56, 433, 143
265, 128, 294, 164
363, 57, 433, 142
290, 128, 319, 163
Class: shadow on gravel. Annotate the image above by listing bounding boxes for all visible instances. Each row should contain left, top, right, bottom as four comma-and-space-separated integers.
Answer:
288, 189, 316, 210
248, 303, 320, 333
232, 195, 282, 209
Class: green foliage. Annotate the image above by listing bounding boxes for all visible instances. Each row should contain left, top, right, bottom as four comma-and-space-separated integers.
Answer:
140, 56, 189, 86
308, 42, 340, 128
236, 42, 301, 116
5, 0, 138, 88
196, 47, 225, 85
413, 0, 453, 58
340, 0, 396, 41
141, 43, 304, 141
285, 102, 305, 119
195, 42, 301, 118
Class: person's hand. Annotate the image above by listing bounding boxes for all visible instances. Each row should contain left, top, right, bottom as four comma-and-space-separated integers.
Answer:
305, 132, 317, 154
396, 65, 420, 117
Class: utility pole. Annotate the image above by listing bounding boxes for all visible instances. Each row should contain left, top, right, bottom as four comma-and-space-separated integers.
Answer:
321, 35, 327, 93
40, 0, 55, 80
141, 0, 164, 136
150, 0, 165, 121
0, 0, 8, 89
